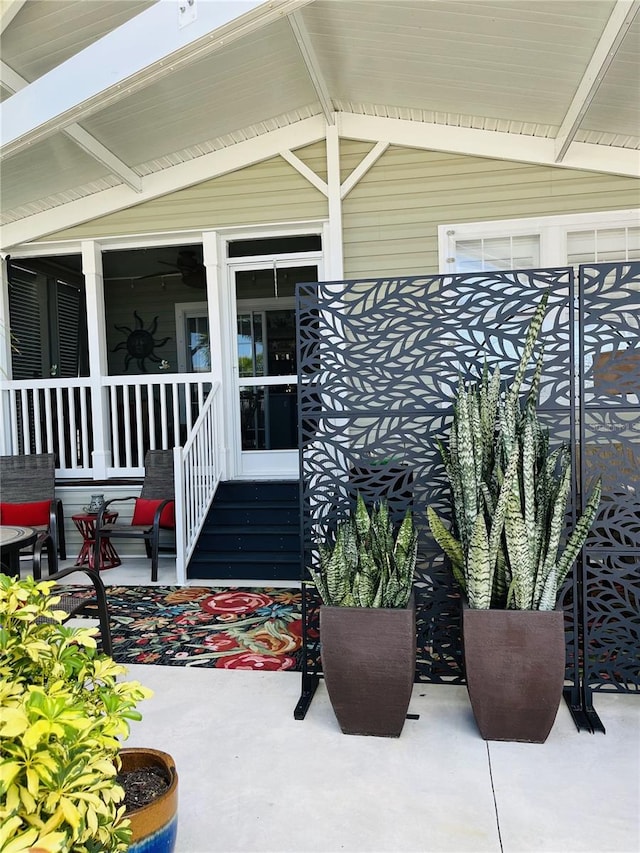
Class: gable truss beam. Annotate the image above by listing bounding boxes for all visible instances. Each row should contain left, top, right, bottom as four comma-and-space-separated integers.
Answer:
280, 139, 389, 199
0, 0, 314, 159
0, 61, 142, 192
288, 11, 334, 125
339, 113, 640, 178
555, 0, 640, 163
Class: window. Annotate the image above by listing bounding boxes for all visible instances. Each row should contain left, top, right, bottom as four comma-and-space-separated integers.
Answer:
439, 210, 640, 273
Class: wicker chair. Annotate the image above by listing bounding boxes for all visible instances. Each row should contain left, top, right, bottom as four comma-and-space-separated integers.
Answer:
32, 532, 113, 656
93, 450, 175, 582
0, 453, 66, 559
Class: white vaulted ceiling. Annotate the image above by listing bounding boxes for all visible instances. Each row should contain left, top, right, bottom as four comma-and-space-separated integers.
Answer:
0, 0, 638, 248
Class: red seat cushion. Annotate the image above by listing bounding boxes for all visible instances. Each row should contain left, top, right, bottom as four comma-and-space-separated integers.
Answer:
131, 498, 175, 529
0, 500, 51, 526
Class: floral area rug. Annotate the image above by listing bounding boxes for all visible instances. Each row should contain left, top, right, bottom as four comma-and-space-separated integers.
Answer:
72, 586, 303, 671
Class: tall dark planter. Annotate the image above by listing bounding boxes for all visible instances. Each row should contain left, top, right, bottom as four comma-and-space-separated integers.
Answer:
462, 602, 566, 743
320, 594, 416, 737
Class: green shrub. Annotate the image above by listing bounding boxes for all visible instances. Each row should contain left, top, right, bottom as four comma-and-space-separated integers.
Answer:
0, 573, 152, 853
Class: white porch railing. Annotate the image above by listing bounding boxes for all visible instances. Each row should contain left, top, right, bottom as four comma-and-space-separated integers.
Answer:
0, 374, 214, 478
174, 381, 224, 583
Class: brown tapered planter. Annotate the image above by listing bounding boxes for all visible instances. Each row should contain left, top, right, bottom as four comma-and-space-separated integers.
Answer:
120, 748, 178, 853
320, 594, 416, 737
462, 602, 566, 743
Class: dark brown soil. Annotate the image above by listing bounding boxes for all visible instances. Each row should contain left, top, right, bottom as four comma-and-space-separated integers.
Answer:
117, 766, 170, 813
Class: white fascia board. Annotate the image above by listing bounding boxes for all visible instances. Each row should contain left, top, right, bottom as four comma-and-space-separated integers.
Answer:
0, 115, 326, 250
555, 0, 640, 162
0, 0, 315, 157
338, 113, 640, 179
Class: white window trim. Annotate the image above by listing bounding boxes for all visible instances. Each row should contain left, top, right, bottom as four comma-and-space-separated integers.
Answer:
438, 208, 640, 273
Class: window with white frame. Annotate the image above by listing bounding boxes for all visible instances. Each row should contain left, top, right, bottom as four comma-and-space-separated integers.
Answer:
439, 209, 640, 273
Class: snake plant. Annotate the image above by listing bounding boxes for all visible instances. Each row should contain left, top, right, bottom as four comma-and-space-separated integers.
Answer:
309, 493, 417, 608
428, 292, 601, 611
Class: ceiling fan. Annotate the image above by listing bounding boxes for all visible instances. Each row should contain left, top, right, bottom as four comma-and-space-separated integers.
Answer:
157, 250, 206, 289
127, 249, 206, 289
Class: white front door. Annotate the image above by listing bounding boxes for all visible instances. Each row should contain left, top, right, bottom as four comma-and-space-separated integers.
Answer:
227, 259, 319, 479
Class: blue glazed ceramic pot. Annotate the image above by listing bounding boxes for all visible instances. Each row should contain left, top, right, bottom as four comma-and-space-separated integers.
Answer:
120, 748, 178, 853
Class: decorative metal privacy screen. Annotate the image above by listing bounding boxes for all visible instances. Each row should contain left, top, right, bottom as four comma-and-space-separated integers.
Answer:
295, 262, 639, 725
579, 263, 640, 701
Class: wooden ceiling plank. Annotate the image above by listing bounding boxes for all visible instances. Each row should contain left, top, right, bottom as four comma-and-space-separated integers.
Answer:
0, 0, 314, 158
0, 60, 142, 192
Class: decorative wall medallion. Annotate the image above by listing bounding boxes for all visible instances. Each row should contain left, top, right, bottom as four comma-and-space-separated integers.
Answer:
113, 311, 170, 372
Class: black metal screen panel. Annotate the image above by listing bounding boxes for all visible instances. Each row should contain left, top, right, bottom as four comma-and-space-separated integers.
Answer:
297, 269, 575, 687
580, 262, 640, 694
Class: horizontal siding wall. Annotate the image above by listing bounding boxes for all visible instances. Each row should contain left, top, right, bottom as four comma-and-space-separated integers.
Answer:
45, 153, 328, 240
341, 145, 640, 278
42, 140, 637, 280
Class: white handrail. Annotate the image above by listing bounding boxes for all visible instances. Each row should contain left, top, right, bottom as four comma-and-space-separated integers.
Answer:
174, 381, 224, 584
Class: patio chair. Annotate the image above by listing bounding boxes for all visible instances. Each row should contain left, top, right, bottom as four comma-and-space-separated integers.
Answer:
0, 453, 66, 559
32, 532, 113, 656
93, 450, 175, 582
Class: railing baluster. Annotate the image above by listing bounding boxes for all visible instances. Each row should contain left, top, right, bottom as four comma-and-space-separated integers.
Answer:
146, 383, 155, 452
172, 382, 181, 444
79, 387, 90, 468
9, 391, 19, 453
123, 386, 133, 469
134, 384, 144, 467
160, 385, 168, 448
109, 385, 120, 469
55, 386, 66, 469
32, 390, 42, 454
67, 387, 78, 468
44, 389, 53, 454
19, 388, 29, 453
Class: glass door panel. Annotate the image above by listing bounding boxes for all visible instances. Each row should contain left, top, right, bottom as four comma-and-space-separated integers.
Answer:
233, 263, 317, 476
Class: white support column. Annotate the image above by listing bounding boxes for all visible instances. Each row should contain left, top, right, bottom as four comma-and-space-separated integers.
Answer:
202, 230, 228, 479
81, 240, 111, 479
0, 257, 13, 454
325, 122, 344, 281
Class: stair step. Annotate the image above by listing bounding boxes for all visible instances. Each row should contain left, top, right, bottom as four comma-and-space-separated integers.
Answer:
198, 530, 300, 552
215, 482, 299, 502
192, 551, 301, 565
187, 480, 301, 582
209, 503, 299, 526
202, 524, 300, 535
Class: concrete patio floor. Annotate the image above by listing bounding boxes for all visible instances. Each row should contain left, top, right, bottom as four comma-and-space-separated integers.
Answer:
58, 557, 639, 853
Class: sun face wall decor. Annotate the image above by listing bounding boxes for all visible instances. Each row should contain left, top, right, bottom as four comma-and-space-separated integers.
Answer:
112, 311, 171, 372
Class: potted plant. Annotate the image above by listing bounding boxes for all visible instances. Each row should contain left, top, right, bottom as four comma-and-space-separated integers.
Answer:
308, 493, 418, 737
0, 573, 177, 852
427, 293, 602, 743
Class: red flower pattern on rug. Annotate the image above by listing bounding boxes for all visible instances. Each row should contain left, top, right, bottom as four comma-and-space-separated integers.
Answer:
71, 585, 303, 670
